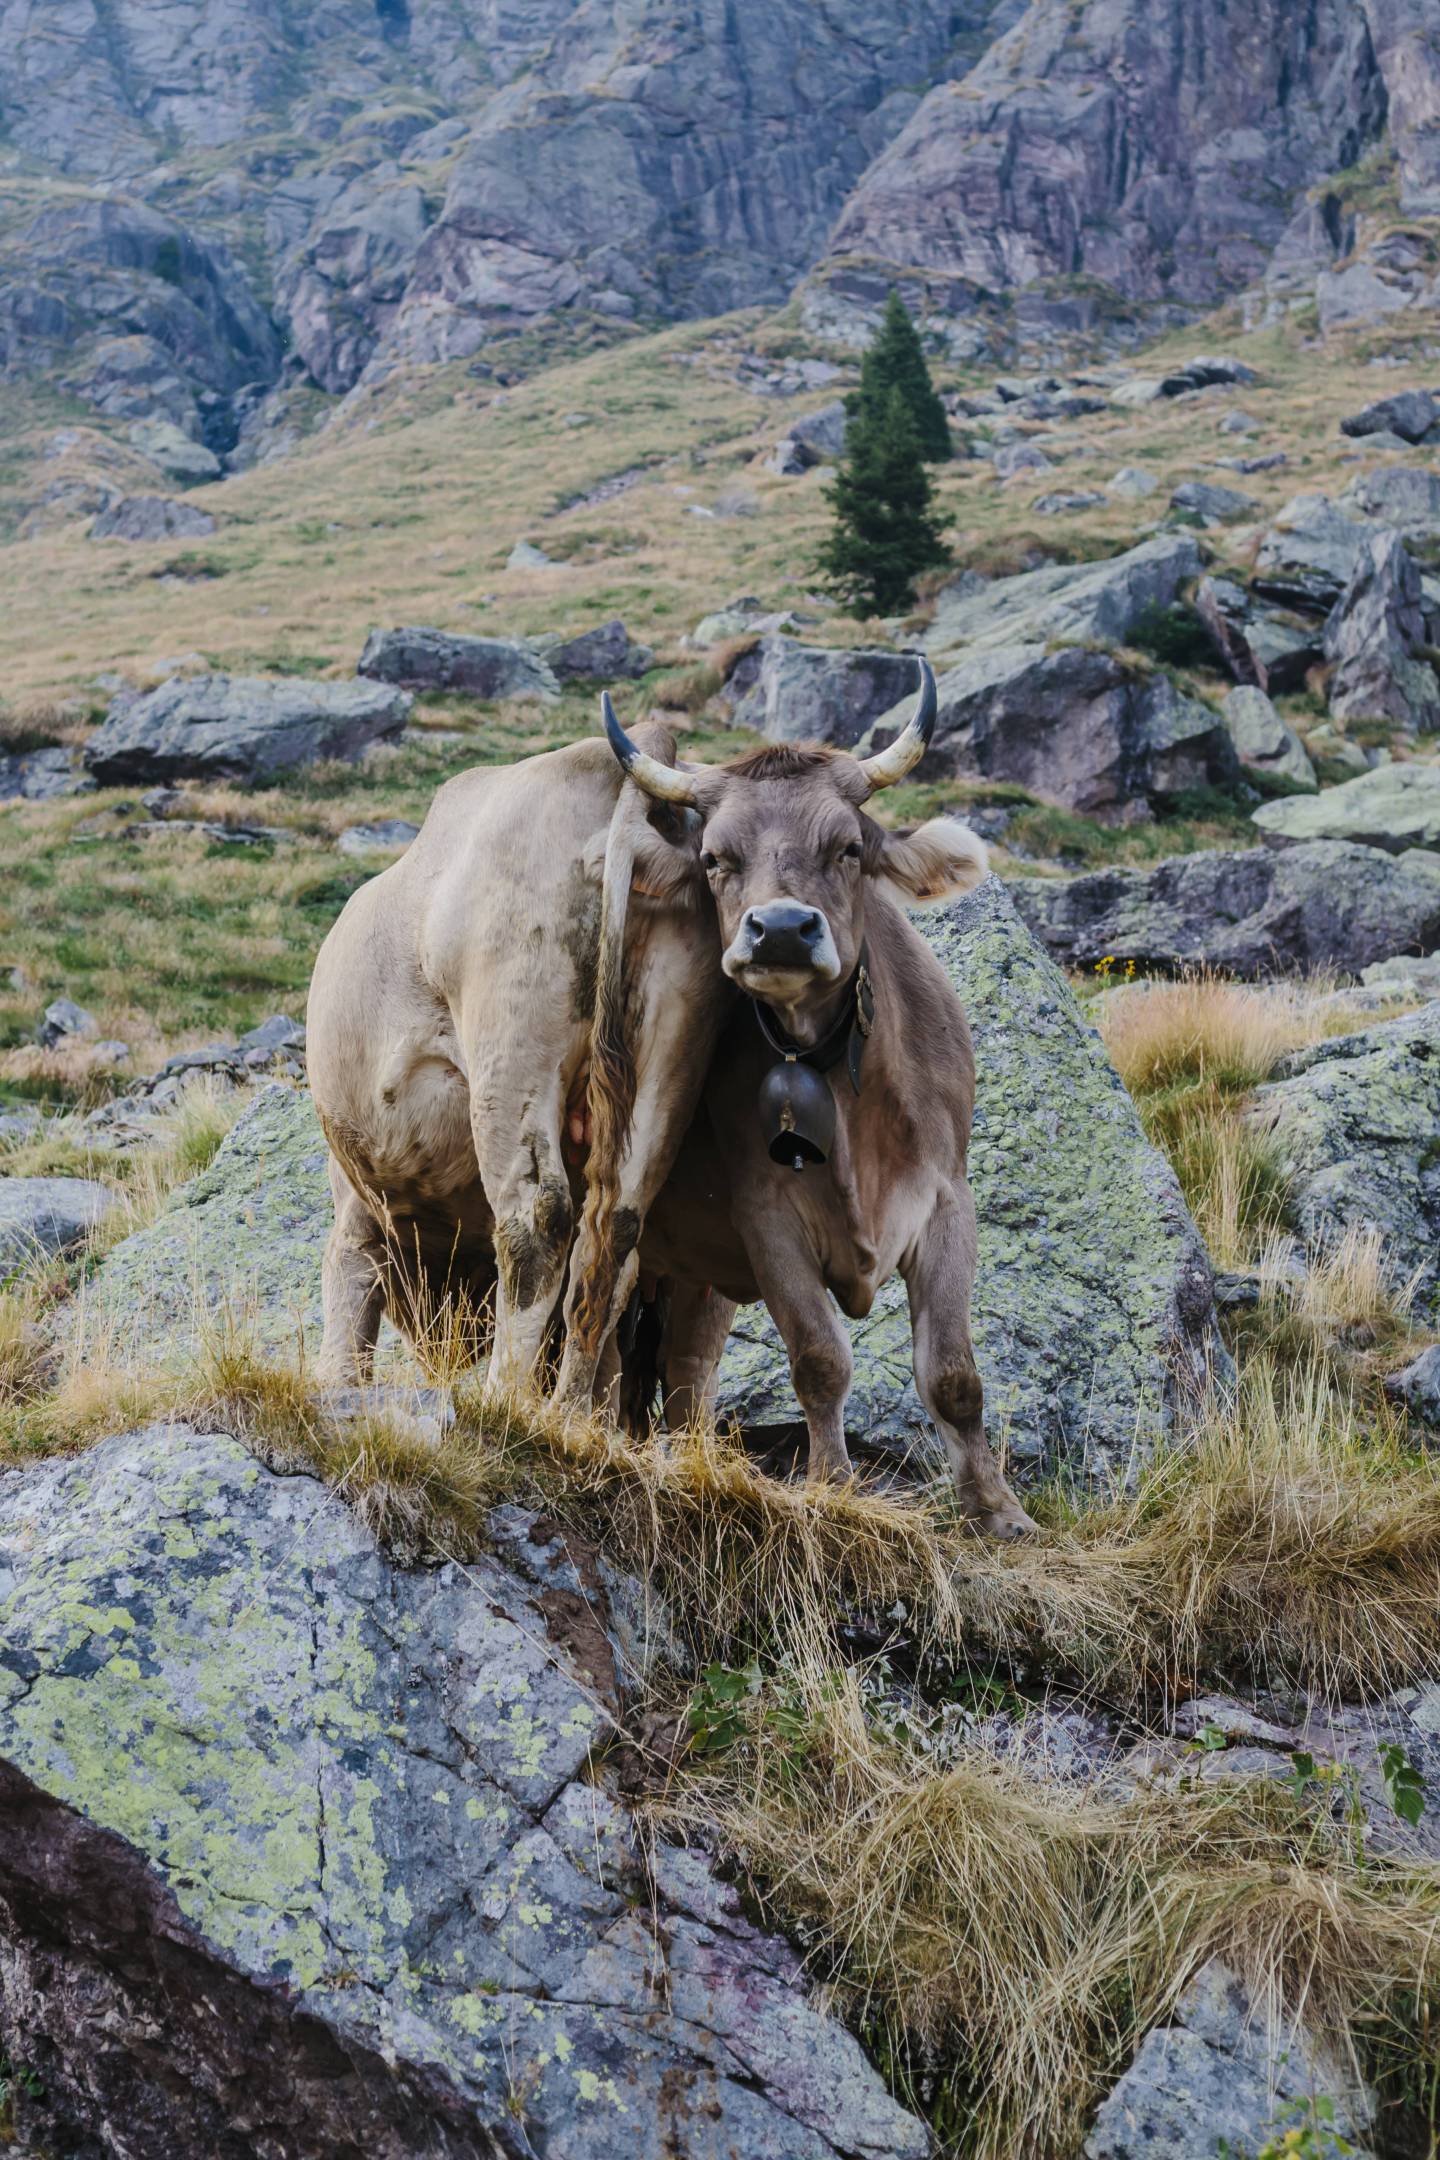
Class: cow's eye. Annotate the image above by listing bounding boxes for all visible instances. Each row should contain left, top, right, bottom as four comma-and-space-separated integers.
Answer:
700, 850, 718, 871
843, 841, 863, 861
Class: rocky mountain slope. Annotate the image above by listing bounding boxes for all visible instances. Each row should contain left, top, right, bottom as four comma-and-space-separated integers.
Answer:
3, 0, 1439, 475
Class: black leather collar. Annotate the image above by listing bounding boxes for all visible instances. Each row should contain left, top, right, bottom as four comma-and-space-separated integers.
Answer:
750, 942, 875, 1097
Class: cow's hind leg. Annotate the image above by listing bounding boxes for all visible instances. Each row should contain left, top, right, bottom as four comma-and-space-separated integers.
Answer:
317, 1163, 388, 1384
660, 1281, 737, 1432
477, 1119, 573, 1398
904, 1182, 1036, 1539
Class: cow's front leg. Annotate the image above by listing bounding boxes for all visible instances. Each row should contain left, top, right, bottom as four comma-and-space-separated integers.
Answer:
903, 1180, 1036, 1538
745, 1240, 854, 1484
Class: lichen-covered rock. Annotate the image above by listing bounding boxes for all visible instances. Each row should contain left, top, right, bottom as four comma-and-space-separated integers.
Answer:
1253, 762, 1440, 853
1323, 531, 1440, 734
1251, 1005, 1440, 1319
1086, 1960, 1374, 2159
716, 879, 1219, 1483
537, 619, 653, 682
76, 1084, 331, 1358
1386, 1342, 1440, 1425
89, 493, 216, 541
0, 1426, 927, 2160
1221, 687, 1316, 790
730, 637, 922, 748
83, 675, 413, 786
1010, 841, 1440, 979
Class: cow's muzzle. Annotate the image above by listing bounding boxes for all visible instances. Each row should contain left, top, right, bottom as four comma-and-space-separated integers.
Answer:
725, 902, 841, 987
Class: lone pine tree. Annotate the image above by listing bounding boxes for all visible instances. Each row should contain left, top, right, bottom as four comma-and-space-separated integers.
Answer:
818, 383, 951, 617
847, 290, 952, 464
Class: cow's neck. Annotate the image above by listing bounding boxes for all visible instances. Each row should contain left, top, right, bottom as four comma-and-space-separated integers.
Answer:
760, 978, 851, 1052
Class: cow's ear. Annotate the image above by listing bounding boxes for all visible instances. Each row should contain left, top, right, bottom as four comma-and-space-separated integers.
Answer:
865, 816, 989, 906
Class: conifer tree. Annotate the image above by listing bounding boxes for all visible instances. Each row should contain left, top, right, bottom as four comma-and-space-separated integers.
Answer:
817, 382, 951, 617
847, 290, 952, 463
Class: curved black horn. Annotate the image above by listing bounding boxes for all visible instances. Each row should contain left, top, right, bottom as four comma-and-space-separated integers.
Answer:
601, 690, 700, 805
858, 657, 938, 794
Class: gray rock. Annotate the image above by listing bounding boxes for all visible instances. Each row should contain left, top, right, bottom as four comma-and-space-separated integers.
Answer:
993, 441, 1053, 478
336, 819, 421, 855
1168, 480, 1255, 527
1253, 1005, 1440, 1319
90, 494, 216, 542
1323, 531, 1440, 734
1363, 951, 1440, 996
716, 879, 1219, 1484
1010, 840, 1440, 978
1033, 490, 1106, 514
1386, 1343, 1440, 1424
538, 619, 654, 681
0, 1425, 927, 2160
1107, 467, 1159, 499
1216, 409, 1259, 435
925, 534, 1203, 661
0, 747, 92, 803
1253, 762, 1440, 853
37, 997, 97, 1047
1340, 388, 1439, 443
1195, 576, 1323, 695
127, 418, 222, 484
0, 1177, 117, 1272
730, 638, 922, 748
507, 539, 554, 569
359, 625, 560, 701
1253, 492, 1374, 613
890, 643, 1237, 818
1341, 464, 1440, 543
1221, 687, 1316, 790
1086, 1960, 1373, 2159
770, 401, 849, 472
83, 674, 412, 787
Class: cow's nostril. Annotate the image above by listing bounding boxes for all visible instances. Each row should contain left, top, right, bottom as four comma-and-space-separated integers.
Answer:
800, 911, 821, 939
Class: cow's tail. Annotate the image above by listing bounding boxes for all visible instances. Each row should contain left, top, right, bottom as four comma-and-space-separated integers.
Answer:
567, 790, 646, 1365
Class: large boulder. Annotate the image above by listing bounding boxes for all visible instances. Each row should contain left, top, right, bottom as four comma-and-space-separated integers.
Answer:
923, 534, 1202, 661
1340, 388, 1438, 443
537, 619, 653, 682
1341, 464, 1440, 543
1168, 480, 1254, 527
1251, 1005, 1440, 1320
1323, 531, 1440, 734
0, 1425, 926, 2160
1195, 576, 1322, 694
879, 645, 1237, 818
83, 675, 412, 786
1010, 841, 1440, 979
1252, 762, 1440, 853
0, 747, 92, 803
0, 1177, 118, 1272
359, 626, 560, 701
89, 494, 216, 542
1220, 687, 1316, 790
716, 879, 1219, 1484
1252, 493, 1374, 613
730, 639, 923, 747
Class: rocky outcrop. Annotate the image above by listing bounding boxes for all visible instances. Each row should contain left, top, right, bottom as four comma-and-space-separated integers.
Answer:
0, 1424, 927, 2160
1010, 841, 1440, 978
1387, 1342, 1440, 1424
717, 878, 1219, 1484
1340, 463, 1440, 543
1340, 387, 1439, 442
83, 675, 412, 786
729, 639, 923, 748
1252, 1005, 1440, 1319
0, 748, 92, 804
924, 534, 1202, 660
818, 0, 1389, 332
1253, 762, 1440, 853
1324, 532, 1440, 734
1195, 576, 1323, 695
537, 620, 653, 682
359, 626, 560, 701
1252, 493, 1376, 613
0, 1177, 118, 1271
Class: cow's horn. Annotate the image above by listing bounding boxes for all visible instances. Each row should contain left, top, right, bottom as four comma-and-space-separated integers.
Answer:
857, 658, 938, 794
601, 690, 700, 805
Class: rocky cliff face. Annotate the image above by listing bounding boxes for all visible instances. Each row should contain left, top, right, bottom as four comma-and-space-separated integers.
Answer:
1, 0, 1438, 453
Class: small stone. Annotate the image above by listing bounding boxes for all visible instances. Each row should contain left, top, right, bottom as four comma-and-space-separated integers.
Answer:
336, 819, 420, 855
37, 998, 98, 1048
1385, 1344, 1440, 1426
1168, 480, 1255, 526
507, 540, 554, 569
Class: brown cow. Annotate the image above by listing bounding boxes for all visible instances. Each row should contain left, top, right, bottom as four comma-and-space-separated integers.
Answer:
601, 664, 1037, 1538
306, 727, 726, 1399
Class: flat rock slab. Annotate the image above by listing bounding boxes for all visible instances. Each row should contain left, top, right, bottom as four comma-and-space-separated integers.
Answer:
1254, 762, 1440, 854
1252, 1005, 1440, 1321
1010, 841, 1440, 979
0, 1176, 118, 1272
0, 1427, 925, 2160
83, 674, 412, 786
716, 880, 1218, 1482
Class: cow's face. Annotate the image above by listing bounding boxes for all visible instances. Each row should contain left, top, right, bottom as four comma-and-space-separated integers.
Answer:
599, 661, 986, 1029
